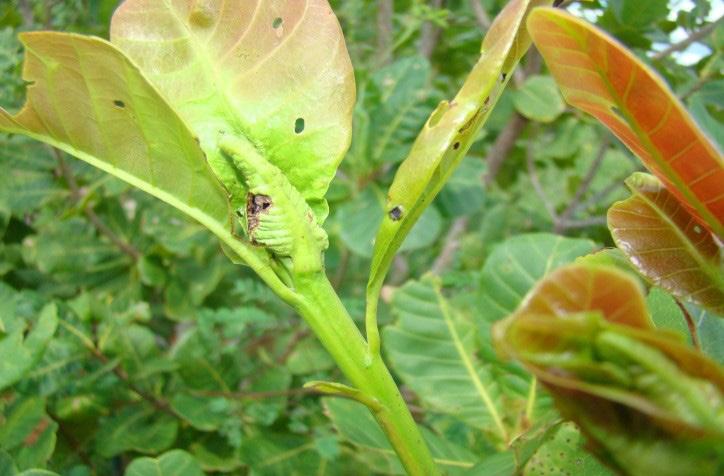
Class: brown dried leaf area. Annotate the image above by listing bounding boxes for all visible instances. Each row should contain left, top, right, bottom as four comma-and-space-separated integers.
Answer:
246, 193, 273, 239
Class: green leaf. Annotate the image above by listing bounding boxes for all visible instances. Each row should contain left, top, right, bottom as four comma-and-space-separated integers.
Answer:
351, 56, 433, 171
169, 394, 230, 432
0, 397, 57, 471
95, 405, 178, 458
610, 0, 669, 29
238, 434, 323, 476
384, 277, 507, 443
323, 397, 478, 475
367, 0, 554, 301
608, 172, 724, 315
478, 234, 598, 323
111, 0, 355, 218
512, 75, 565, 123
646, 287, 692, 344
0, 303, 57, 391
522, 423, 612, 476
125, 450, 204, 476
336, 187, 442, 258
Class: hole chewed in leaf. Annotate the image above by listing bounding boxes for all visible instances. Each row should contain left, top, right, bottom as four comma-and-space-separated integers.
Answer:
295, 117, 305, 134
453, 142, 461, 150
113, 100, 125, 108
389, 206, 404, 221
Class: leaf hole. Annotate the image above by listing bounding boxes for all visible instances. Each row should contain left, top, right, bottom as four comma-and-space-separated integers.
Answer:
389, 206, 404, 221
501, 72, 507, 81
453, 142, 461, 150
113, 100, 125, 108
273, 17, 283, 29
294, 117, 305, 134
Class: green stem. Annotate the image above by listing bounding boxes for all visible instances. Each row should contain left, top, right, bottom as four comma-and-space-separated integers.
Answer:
295, 272, 440, 476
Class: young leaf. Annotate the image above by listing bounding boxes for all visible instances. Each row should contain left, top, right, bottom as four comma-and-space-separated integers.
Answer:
367, 0, 554, 307
110, 0, 355, 219
608, 172, 724, 315
0, 33, 229, 233
494, 264, 724, 476
527, 8, 724, 239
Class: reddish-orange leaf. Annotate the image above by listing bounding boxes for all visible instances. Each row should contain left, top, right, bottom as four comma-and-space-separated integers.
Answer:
527, 8, 724, 239
514, 264, 653, 329
608, 173, 724, 315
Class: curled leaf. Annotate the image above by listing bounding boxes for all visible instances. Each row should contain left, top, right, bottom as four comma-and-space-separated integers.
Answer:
494, 264, 724, 476
367, 0, 553, 341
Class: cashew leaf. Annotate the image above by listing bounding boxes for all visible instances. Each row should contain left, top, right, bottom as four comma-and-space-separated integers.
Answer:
110, 0, 355, 220
608, 172, 724, 315
528, 8, 724, 239
367, 0, 553, 302
494, 264, 724, 476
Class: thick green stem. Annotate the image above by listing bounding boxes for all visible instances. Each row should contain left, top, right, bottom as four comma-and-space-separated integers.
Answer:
294, 272, 440, 476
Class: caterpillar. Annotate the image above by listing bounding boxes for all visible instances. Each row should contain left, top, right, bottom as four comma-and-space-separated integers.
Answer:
219, 134, 328, 268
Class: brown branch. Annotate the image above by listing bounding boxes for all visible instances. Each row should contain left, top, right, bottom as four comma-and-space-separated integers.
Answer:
419, 0, 444, 59
431, 217, 469, 275
554, 136, 610, 233
376, 0, 394, 66
277, 327, 311, 365
675, 299, 701, 350
556, 216, 607, 230
484, 113, 528, 185
193, 387, 315, 401
53, 148, 141, 261
525, 138, 557, 222
469, 0, 491, 29
652, 15, 724, 60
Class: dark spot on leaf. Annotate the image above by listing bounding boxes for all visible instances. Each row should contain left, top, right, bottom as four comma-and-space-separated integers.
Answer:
389, 206, 404, 221
453, 142, 460, 150
113, 100, 125, 108
295, 117, 305, 134
246, 194, 272, 235
501, 72, 507, 81
484, 96, 490, 105
611, 106, 625, 120
273, 17, 283, 29
236, 209, 244, 218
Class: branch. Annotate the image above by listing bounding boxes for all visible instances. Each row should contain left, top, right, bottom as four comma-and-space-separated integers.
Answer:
52, 148, 141, 261
469, 0, 491, 29
431, 217, 469, 275
554, 136, 610, 233
419, 0, 444, 59
525, 138, 558, 222
484, 113, 528, 185
652, 15, 724, 60
376, 0, 394, 66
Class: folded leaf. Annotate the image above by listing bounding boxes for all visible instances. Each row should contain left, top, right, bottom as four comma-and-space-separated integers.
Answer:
367, 0, 553, 301
111, 0, 355, 219
494, 264, 724, 476
528, 8, 724, 239
609, 172, 724, 314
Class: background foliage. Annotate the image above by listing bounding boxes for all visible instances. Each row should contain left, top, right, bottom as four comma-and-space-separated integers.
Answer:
0, 0, 721, 475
